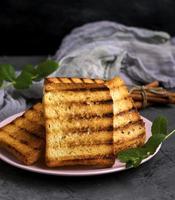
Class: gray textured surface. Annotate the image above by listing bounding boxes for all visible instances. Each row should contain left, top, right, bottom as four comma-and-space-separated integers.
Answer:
0, 57, 175, 200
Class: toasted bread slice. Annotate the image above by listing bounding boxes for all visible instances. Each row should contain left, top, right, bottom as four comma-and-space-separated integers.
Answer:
105, 77, 146, 154
44, 77, 115, 168
44, 76, 146, 168
0, 103, 45, 165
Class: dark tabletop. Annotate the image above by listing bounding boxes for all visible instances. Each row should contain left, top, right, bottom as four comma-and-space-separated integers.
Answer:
0, 57, 175, 200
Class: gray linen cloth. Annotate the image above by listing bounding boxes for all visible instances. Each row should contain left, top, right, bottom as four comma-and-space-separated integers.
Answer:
1, 21, 175, 121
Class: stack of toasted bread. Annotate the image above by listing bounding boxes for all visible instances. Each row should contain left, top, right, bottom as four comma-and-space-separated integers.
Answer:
0, 103, 44, 165
0, 77, 146, 168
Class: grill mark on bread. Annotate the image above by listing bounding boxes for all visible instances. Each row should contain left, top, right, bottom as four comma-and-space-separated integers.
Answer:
5, 143, 28, 163
12, 124, 44, 140
53, 87, 109, 92
13, 115, 45, 138
2, 129, 42, 151
80, 78, 85, 83
114, 131, 145, 145
71, 112, 113, 119
44, 94, 133, 105
45, 83, 108, 92
93, 79, 97, 83
48, 129, 113, 139
45, 86, 129, 103
69, 78, 74, 83
114, 133, 146, 154
85, 100, 113, 105
51, 141, 113, 149
47, 115, 113, 125
45, 102, 113, 119
46, 77, 60, 83
61, 78, 73, 83
56, 120, 143, 134
114, 108, 135, 117
70, 77, 82, 83
73, 100, 113, 105
114, 135, 145, 154
57, 77, 63, 83
48, 126, 114, 134
10, 121, 43, 140
45, 84, 109, 92
45, 90, 112, 102
113, 119, 144, 131
46, 112, 113, 120
68, 87, 109, 91
46, 100, 113, 106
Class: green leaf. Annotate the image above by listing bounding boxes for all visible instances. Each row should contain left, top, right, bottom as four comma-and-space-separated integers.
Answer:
117, 116, 174, 168
0, 59, 58, 89
0, 77, 3, 87
13, 71, 32, 89
34, 60, 59, 81
22, 64, 37, 76
151, 116, 167, 135
0, 64, 16, 81
143, 134, 165, 155
118, 148, 143, 168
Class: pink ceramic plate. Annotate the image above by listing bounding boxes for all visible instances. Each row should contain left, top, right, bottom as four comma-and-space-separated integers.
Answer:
0, 112, 161, 176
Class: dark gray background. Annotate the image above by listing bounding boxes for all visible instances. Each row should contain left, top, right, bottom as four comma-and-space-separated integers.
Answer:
1, 0, 175, 55
0, 57, 175, 200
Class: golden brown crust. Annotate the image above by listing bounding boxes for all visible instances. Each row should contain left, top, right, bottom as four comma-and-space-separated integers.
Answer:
0, 103, 45, 165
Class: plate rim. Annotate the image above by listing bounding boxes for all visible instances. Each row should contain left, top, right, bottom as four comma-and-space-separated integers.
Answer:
0, 112, 162, 176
